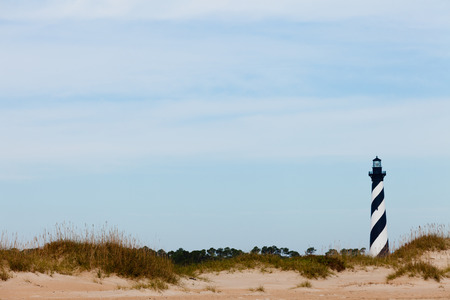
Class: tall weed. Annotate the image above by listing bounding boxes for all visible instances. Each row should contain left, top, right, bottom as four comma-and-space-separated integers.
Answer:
0, 224, 177, 283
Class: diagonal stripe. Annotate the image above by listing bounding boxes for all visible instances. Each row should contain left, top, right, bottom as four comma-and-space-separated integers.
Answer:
371, 200, 386, 229
370, 211, 387, 245
371, 181, 383, 200
369, 226, 388, 257
371, 189, 384, 214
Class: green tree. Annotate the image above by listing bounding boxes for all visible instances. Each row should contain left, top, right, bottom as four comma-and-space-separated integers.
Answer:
305, 247, 317, 255
207, 247, 216, 257
325, 249, 338, 256
216, 248, 224, 258
223, 247, 232, 258
251, 246, 261, 254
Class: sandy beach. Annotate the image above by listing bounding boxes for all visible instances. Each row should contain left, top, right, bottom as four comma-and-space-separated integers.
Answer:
1, 251, 449, 300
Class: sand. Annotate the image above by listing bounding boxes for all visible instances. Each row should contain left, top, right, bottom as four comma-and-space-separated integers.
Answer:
1, 252, 449, 300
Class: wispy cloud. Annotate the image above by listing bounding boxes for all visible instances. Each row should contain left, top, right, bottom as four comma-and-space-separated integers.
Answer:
1, 13, 448, 100
1, 1, 450, 254
1, 98, 449, 175
1, 1, 449, 174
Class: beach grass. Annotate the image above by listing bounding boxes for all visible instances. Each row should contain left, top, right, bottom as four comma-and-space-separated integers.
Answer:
1, 223, 449, 284
175, 252, 345, 279
384, 224, 450, 282
296, 280, 312, 288
386, 261, 445, 282
249, 285, 265, 292
0, 223, 177, 285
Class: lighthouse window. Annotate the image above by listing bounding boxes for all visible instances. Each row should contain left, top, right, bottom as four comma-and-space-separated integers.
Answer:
373, 161, 381, 167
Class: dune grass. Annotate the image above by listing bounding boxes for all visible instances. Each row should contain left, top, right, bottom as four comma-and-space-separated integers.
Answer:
130, 279, 169, 291
204, 285, 221, 293
0, 224, 177, 285
249, 285, 265, 292
175, 224, 450, 282
384, 224, 450, 282
175, 252, 345, 279
0, 265, 10, 281
296, 280, 312, 288
391, 228, 449, 261
386, 262, 445, 282
1, 223, 449, 284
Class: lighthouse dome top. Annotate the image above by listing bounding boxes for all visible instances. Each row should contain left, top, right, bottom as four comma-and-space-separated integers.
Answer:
373, 156, 382, 168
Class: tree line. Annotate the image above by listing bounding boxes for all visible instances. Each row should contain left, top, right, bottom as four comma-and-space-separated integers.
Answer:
158, 245, 363, 266
142, 245, 367, 266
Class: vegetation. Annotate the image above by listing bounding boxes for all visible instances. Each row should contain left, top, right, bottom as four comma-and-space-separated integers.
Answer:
0, 265, 10, 281
249, 285, 265, 292
167, 245, 300, 266
1, 223, 449, 285
0, 224, 177, 286
391, 229, 449, 261
386, 262, 445, 282
130, 279, 169, 291
204, 285, 221, 293
296, 280, 312, 288
305, 247, 317, 255
173, 251, 345, 279
385, 224, 450, 282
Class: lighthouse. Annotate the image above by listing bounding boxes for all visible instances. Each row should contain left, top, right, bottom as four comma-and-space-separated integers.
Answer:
368, 156, 389, 257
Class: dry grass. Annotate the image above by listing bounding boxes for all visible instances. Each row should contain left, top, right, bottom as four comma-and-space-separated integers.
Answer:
173, 225, 450, 282
1, 223, 449, 285
249, 285, 265, 292
384, 224, 450, 282
130, 279, 169, 291
176, 253, 345, 279
0, 223, 177, 284
296, 280, 312, 288
392, 226, 449, 261
0, 266, 10, 281
204, 285, 221, 293
386, 262, 445, 282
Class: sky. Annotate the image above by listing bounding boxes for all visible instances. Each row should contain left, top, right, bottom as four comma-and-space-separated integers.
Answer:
1, 0, 450, 253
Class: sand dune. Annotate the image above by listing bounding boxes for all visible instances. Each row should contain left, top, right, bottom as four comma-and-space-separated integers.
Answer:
1, 252, 449, 300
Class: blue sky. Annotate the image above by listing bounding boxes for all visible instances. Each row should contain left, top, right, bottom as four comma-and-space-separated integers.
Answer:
1, 1, 449, 252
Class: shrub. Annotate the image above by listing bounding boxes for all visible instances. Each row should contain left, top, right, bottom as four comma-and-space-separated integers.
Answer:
387, 262, 445, 282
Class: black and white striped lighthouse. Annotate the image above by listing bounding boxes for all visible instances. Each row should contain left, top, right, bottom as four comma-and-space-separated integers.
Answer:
368, 156, 389, 257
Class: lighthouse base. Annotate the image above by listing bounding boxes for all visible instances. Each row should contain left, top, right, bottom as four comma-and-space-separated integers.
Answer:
375, 242, 389, 257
